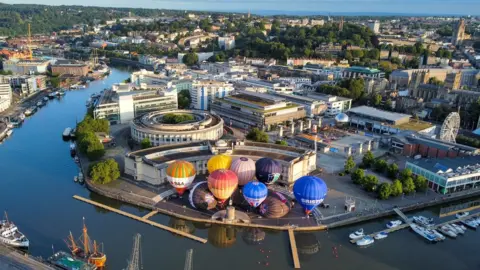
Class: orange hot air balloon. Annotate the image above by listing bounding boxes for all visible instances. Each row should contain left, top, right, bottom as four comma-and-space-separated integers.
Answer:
166, 160, 196, 195
207, 154, 232, 174
207, 169, 238, 203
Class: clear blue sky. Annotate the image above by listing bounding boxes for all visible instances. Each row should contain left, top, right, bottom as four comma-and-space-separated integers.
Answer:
4, 0, 479, 15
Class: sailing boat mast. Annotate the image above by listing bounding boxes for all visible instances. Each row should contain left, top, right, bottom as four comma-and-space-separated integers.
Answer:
82, 217, 89, 255
4, 211, 9, 223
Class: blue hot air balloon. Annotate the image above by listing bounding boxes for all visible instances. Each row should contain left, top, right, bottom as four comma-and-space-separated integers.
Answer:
255, 158, 282, 185
243, 181, 268, 207
293, 176, 328, 214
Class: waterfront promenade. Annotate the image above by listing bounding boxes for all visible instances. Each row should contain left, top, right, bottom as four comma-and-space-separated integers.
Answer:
0, 243, 54, 270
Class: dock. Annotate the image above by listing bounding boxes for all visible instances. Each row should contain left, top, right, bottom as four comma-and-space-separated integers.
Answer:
350, 224, 410, 244
288, 229, 301, 269
0, 242, 55, 270
73, 195, 207, 244
393, 208, 411, 224
142, 210, 158, 220
433, 212, 480, 229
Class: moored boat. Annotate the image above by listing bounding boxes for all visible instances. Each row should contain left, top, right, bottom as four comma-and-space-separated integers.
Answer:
438, 225, 457, 238
356, 236, 374, 246
70, 128, 76, 140
456, 212, 469, 219
48, 251, 97, 270
43, 97, 49, 102
386, 220, 402, 229
63, 128, 72, 139
413, 216, 434, 227
461, 219, 477, 229
18, 113, 25, 121
450, 223, 465, 234
6, 129, 13, 137
374, 232, 388, 240
36, 101, 44, 107
65, 218, 107, 268
429, 229, 446, 241
410, 224, 437, 242
0, 212, 29, 248
349, 228, 364, 240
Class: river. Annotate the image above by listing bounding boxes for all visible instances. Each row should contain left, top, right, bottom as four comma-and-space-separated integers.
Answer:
0, 67, 478, 270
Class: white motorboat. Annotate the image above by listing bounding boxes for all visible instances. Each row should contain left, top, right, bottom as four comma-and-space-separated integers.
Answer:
410, 224, 437, 242
63, 127, 72, 139
450, 223, 465, 234
456, 212, 469, 219
413, 216, 434, 227
6, 123, 13, 129
36, 101, 43, 107
438, 225, 457, 238
74, 176, 78, 182
461, 219, 477, 229
18, 113, 25, 121
356, 236, 374, 246
429, 229, 446, 241
386, 220, 402, 229
6, 129, 13, 137
456, 223, 467, 231
374, 232, 388, 240
349, 228, 364, 240
0, 213, 29, 248
43, 97, 49, 102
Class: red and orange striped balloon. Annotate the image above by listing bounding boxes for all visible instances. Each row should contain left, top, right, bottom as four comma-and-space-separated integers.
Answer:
207, 169, 238, 202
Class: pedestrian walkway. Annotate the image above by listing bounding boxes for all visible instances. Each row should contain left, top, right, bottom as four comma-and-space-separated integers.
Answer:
393, 208, 411, 224
312, 208, 323, 225
155, 189, 176, 202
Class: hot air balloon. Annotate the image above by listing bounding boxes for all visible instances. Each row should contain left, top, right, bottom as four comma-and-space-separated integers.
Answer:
258, 196, 290, 218
207, 154, 232, 174
230, 157, 256, 186
208, 225, 237, 248
207, 169, 238, 203
296, 233, 320, 261
242, 181, 268, 207
255, 158, 282, 185
230, 189, 250, 210
168, 218, 195, 235
166, 160, 196, 195
188, 181, 217, 210
242, 228, 266, 245
293, 176, 328, 214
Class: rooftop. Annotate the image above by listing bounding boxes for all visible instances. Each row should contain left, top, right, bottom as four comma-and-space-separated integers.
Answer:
345, 66, 383, 74
408, 156, 480, 178
348, 106, 411, 122
394, 119, 433, 132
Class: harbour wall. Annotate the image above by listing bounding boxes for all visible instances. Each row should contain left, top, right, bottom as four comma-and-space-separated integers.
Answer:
108, 58, 154, 71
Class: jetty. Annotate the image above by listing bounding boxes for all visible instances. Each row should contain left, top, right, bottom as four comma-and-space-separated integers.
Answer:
73, 195, 207, 244
142, 210, 158, 220
393, 208, 411, 224
433, 212, 480, 229
0, 242, 55, 270
288, 229, 301, 269
350, 224, 410, 244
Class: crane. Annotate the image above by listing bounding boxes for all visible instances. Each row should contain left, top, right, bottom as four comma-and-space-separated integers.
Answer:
26, 23, 33, 59
126, 233, 142, 270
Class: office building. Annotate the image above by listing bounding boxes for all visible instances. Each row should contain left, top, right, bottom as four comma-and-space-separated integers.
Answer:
452, 19, 466, 46
306, 93, 352, 117
2, 59, 49, 75
210, 91, 306, 130
240, 79, 295, 94
51, 60, 89, 76
0, 75, 47, 97
368, 20, 380, 34
273, 92, 326, 117
347, 106, 413, 134
218, 36, 236, 50
0, 83, 12, 112
189, 80, 234, 111
343, 66, 385, 79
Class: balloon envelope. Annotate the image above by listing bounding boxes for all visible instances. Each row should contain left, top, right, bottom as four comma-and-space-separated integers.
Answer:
255, 158, 282, 185
293, 176, 328, 214
207, 154, 232, 174
207, 169, 238, 202
242, 181, 268, 207
230, 157, 256, 186
242, 228, 266, 245
258, 196, 290, 218
188, 181, 217, 210
166, 160, 196, 195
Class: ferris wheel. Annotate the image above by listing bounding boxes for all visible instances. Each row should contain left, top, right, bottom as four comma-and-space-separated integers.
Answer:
439, 112, 460, 143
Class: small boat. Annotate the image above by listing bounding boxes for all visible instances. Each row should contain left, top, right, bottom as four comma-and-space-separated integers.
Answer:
63, 128, 72, 139
349, 228, 364, 240
438, 225, 457, 238
70, 128, 76, 139
43, 97, 49, 102
48, 93, 56, 99
386, 220, 402, 229
24, 108, 32, 116
78, 173, 84, 184
461, 219, 477, 229
10, 118, 21, 127
74, 176, 78, 182
74, 156, 80, 164
450, 223, 465, 234
470, 218, 480, 226
456, 223, 467, 231
6, 123, 13, 129
356, 236, 374, 246
57, 91, 65, 96
6, 129, 13, 137
18, 113, 25, 121
48, 251, 97, 270
456, 212, 469, 219
36, 101, 43, 107
429, 229, 446, 241
413, 216, 434, 227
410, 224, 437, 242
0, 212, 29, 248
374, 232, 388, 240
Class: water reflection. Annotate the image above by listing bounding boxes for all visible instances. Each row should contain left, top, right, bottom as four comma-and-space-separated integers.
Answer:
168, 218, 195, 235
242, 228, 266, 245
296, 233, 320, 261
208, 225, 237, 248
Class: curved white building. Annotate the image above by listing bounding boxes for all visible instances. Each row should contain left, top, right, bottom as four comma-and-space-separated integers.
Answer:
131, 110, 224, 146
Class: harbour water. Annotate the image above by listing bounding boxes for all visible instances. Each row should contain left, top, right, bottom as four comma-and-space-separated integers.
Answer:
0, 67, 479, 270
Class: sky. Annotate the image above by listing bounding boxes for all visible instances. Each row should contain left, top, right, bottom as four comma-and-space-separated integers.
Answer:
4, 0, 480, 15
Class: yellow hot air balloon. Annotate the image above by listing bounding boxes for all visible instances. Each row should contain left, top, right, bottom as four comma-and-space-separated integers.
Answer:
207, 154, 232, 174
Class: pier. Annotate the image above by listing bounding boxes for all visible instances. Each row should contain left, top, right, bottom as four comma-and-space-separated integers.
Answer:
393, 208, 411, 224
142, 210, 158, 220
433, 212, 480, 229
73, 195, 208, 244
349, 224, 411, 244
0, 242, 55, 270
288, 229, 301, 269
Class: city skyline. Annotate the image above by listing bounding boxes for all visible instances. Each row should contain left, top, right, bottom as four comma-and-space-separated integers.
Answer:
3, 0, 480, 16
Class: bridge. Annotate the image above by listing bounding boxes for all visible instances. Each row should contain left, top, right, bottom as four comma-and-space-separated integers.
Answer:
393, 208, 411, 224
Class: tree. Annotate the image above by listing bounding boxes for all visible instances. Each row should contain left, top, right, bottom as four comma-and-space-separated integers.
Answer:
351, 168, 365, 185
391, 179, 403, 196
50, 77, 60, 88
378, 183, 392, 200
141, 138, 152, 149
246, 128, 269, 143
89, 159, 120, 185
275, 140, 288, 146
371, 93, 382, 107
363, 175, 378, 192
182, 52, 198, 66
374, 159, 388, 173
402, 177, 416, 194
384, 99, 393, 110
387, 163, 399, 179
414, 175, 428, 191
362, 151, 375, 168
400, 168, 413, 182
177, 90, 191, 109
344, 156, 355, 173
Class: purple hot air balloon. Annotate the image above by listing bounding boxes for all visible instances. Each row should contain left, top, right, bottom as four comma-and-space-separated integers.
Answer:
255, 158, 282, 185
230, 157, 256, 186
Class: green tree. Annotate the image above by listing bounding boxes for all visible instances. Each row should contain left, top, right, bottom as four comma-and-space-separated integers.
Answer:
363, 175, 378, 192
391, 179, 403, 196
89, 159, 120, 184
400, 168, 413, 182
362, 151, 375, 168
402, 177, 416, 194
344, 156, 356, 173
275, 140, 288, 146
371, 93, 382, 107
50, 77, 60, 88
374, 159, 388, 173
387, 163, 399, 179
351, 168, 365, 185
177, 90, 191, 109
246, 128, 269, 143
182, 52, 199, 66
414, 175, 428, 191
141, 138, 152, 149
377, 183, 392, 200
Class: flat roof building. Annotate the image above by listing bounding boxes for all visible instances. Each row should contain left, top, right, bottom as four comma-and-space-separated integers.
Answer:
348, 106, 411, 125
211, 91, 306, 130
189, 80, 235, 110
306, 93, 352, 117
273, 92, 327, 117
343, 66, 385, 79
